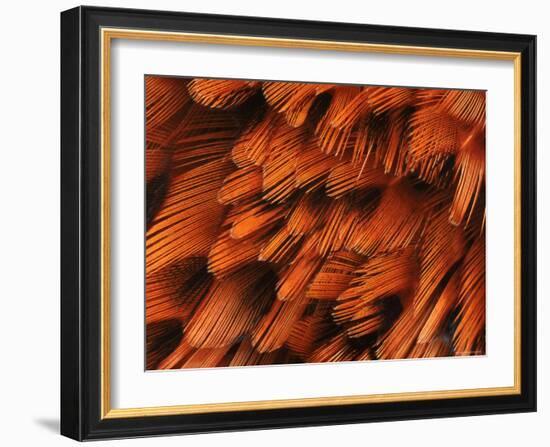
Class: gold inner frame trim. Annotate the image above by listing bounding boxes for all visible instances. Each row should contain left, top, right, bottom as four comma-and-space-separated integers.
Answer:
100, 27, 522, 419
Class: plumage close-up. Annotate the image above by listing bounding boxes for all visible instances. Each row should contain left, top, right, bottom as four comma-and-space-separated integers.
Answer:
145, 75, 486, 370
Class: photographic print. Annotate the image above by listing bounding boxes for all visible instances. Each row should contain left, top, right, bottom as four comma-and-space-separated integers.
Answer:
61, 9, 536, 439
145, 76, 486, 370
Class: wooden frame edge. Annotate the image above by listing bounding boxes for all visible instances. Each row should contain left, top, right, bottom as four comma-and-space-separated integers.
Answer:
99, 27, 523, 420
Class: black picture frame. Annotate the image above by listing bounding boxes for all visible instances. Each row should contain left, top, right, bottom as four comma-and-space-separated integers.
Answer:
61, 5, 536, 441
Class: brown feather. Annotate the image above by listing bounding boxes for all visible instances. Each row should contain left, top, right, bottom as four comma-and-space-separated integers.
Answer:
229, 338, 281, 366
251, 292, 309, 353
261, 125, 306, 203
184, 266, 275, 348
449, 126, 485, 225
308, 333, 358, 363
146, 158, 233, 274
307, 251, 365, 301
146, 258, 208, 323
453, 237, 486, 355
187, 79, 259, 109
263, 82, 333, 127
144, 79, 486, 368
349, 179, 430, 255
315, 86, 361, 156
218, 166, 263, 205
146, 76, 190, 131
286, 313, 332, 357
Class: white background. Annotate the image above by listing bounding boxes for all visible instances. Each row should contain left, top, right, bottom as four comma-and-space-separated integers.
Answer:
111, 40, 515, 408
0, 0, 546, 446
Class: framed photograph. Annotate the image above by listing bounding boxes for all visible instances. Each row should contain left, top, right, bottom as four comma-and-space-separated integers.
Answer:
60, 6, 536, 441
